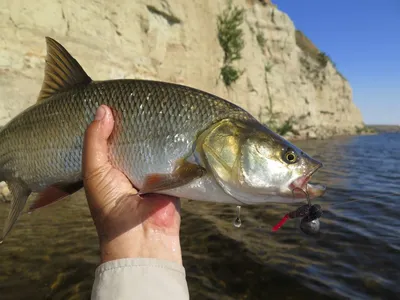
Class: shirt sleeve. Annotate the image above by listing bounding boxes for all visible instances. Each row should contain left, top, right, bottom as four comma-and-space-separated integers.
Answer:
91, 258, 190, 300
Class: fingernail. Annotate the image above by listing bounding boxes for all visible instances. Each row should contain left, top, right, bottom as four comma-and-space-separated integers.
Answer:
95, 106, 106, 121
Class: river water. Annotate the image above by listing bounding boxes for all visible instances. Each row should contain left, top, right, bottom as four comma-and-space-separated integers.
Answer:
0, 133, 399, 299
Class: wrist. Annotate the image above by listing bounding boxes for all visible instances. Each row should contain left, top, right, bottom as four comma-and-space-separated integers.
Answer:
98, 221, 182, 265
90, 195, 183, 265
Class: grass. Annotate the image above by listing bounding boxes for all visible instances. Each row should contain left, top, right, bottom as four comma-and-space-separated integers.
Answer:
217, 2, 245, 86
295, 30, 319, 59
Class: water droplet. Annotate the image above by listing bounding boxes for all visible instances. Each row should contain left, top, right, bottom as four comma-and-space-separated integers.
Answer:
0, 240, 3, 245
233, 205, 242, 228
233, 217, 242, 228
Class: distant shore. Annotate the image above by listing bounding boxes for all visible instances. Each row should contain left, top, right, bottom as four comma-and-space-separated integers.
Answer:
366, 125, 400, 133
287, 131, 374, 142
286, 124, 400, 141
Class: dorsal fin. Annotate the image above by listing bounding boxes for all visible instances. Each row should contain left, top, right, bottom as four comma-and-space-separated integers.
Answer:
37, 37, 92, 103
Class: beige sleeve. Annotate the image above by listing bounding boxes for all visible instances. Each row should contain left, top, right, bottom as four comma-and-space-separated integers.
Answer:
91, 258, 190, 300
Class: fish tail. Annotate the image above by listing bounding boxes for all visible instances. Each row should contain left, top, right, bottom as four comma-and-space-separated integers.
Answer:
0, 180, 31, 244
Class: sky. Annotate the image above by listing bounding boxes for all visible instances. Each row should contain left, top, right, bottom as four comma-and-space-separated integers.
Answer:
274, 0, 400, 125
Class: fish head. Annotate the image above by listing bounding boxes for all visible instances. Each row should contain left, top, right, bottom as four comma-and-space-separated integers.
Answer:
240, 130, 325, 200
200, 119, 326, 204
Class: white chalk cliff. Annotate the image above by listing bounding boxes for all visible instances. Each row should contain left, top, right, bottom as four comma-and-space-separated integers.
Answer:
0, 0, 364, 139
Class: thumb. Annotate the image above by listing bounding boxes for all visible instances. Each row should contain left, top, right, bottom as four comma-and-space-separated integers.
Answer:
82, 105, 114, 180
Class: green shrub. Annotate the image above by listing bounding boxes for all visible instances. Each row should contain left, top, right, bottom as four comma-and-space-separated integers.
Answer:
317, 52, 329, 67
317, 51, 336, 68
256, 32, 266, 50
264, 63, 273, 73
217, 2, 245, 86
260, 107, 299, 137
276, 117, 299, 136
220, 65, 243, 87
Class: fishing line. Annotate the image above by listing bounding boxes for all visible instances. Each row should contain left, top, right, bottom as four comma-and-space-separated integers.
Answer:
291, 186, 312, 207
327, 198, 362, 207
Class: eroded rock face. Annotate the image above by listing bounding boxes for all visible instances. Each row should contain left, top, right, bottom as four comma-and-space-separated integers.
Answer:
0, 0, 363, 138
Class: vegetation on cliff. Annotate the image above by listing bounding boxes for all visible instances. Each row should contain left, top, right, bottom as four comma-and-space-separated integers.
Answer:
217, 2, 245, 86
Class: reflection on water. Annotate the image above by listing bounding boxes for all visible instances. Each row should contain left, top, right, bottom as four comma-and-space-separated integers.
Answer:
1, 133, 400, 299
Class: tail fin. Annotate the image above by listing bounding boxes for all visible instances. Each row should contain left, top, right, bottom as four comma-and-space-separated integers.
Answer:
0, 180, 31, 243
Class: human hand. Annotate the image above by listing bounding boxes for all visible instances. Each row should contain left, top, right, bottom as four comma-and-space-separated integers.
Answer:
82, 105, 182, 264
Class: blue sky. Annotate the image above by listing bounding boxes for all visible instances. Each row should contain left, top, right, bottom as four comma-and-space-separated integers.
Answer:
274, 0, 400, 125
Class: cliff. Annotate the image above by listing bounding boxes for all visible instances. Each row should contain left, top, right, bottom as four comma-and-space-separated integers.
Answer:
0, 0, 364, 139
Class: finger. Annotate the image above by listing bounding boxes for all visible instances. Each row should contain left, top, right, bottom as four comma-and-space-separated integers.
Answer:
82, 105, 114, 176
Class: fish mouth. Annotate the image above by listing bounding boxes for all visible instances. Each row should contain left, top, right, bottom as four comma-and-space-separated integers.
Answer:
289, 164, 326, 199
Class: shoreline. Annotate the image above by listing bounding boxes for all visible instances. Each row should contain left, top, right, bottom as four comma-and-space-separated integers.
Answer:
287, 130, 379, 142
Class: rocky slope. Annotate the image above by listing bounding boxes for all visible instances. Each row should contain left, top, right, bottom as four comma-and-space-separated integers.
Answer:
0, 0, 364, 139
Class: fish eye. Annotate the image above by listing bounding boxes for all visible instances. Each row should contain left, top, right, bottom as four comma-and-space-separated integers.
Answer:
283, 149, 298, 164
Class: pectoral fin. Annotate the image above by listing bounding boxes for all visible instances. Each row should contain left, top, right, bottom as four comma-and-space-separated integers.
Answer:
28, 181, 83, 212
139, 160, 205, 195
1, 180, 31, 243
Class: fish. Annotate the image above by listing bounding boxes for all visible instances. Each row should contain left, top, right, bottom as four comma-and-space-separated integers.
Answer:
0, 37, 326, 242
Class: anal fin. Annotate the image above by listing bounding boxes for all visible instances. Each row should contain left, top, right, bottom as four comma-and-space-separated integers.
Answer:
28, 181, 83, 212
140, 160, 205, 195
1, 180, 31, 243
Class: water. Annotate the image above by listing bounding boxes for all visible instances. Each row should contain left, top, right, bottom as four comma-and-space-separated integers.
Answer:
0, 133, 399, 299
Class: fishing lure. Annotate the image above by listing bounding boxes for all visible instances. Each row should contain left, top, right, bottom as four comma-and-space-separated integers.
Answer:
272, 188, 323, 235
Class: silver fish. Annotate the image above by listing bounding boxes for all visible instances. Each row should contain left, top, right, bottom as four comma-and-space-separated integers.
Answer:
0, 37, 325, 242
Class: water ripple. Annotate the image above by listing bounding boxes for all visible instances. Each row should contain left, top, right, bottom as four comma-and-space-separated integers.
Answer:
1, 134, 400, 299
